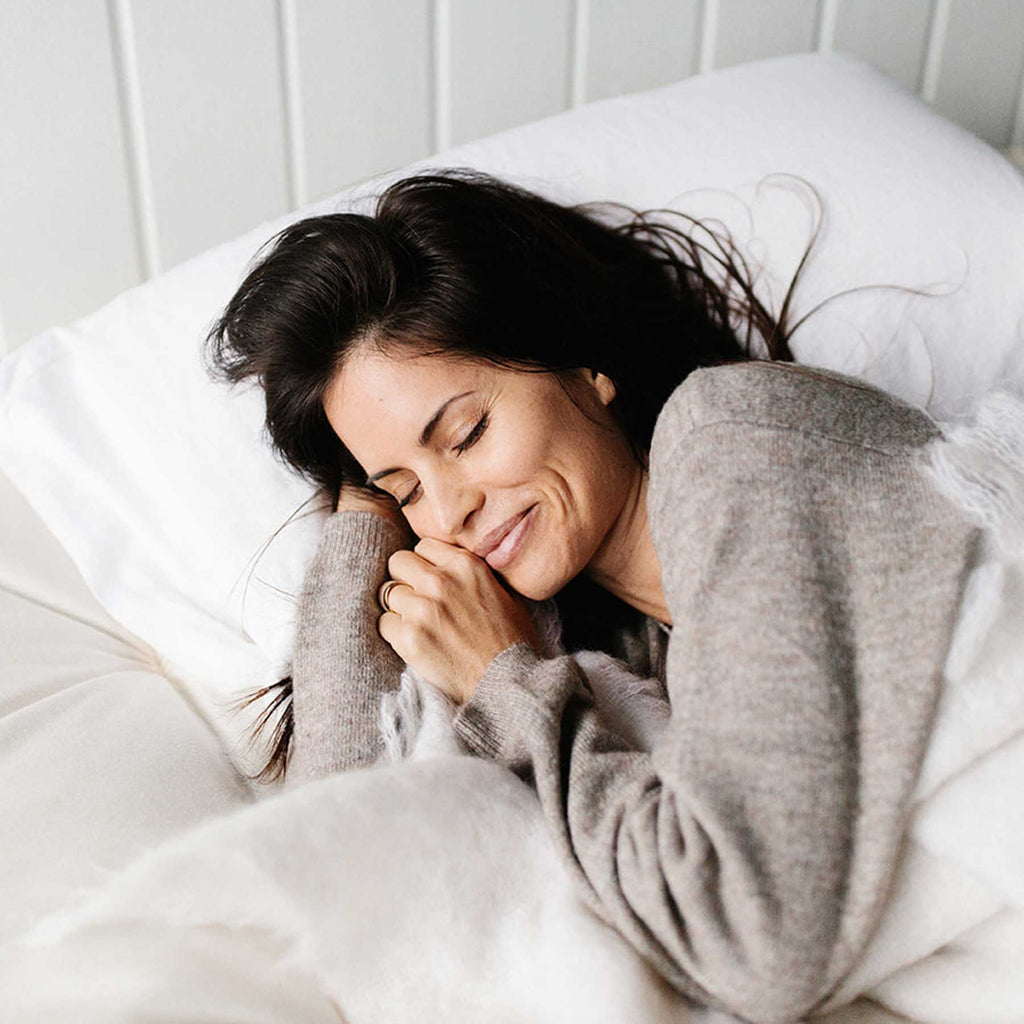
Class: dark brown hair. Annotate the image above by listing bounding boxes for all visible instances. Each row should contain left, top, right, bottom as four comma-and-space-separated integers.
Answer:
205, 166, 819, 783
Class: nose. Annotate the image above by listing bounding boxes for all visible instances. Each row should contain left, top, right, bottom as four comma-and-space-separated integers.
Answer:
425, 476, 482, 544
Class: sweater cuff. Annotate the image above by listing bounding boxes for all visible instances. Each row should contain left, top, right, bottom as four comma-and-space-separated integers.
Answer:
318, 510, 409, 580
452, 642, 589, 767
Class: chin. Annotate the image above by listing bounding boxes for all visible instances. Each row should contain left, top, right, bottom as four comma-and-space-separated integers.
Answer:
501, 557, 567, 603
507, 579, 556, 602
491, 509, 579, 601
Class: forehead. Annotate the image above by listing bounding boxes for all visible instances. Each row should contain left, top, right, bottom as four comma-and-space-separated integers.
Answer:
323, 348, 496, 452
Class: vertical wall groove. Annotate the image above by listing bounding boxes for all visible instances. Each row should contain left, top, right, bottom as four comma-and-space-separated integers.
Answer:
431, 0, 452, 152
815, 0, 840, 52
276, 0, 307, 209
1013, 59, 1024, 148
569, 0, 589, 108
697, 0, 719, 74
920, 0, 951, 102
107, 0, 161, 279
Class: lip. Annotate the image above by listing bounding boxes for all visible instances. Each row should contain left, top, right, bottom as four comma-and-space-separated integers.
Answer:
473, 507, 532, 559
472, 503, 533, 557
481, 504, 538, 571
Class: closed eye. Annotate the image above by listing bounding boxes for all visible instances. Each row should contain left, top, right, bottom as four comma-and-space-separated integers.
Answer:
396, 487, 419, 510
392, 414, 490, 510
454, 413, 488, 455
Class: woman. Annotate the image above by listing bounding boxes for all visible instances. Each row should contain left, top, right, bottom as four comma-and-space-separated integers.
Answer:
204, 168, 980, 1023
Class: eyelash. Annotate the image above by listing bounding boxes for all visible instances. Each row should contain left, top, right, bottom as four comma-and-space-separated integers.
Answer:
395, 413, 489, 510
454, 412, 489, 455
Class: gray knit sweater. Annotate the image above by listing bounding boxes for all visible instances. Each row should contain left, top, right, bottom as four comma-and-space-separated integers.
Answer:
287, 361, 978, 1024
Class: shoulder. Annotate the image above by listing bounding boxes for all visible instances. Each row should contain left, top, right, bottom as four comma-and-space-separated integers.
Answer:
646, 363, 944, 592
650, 361, 940, 466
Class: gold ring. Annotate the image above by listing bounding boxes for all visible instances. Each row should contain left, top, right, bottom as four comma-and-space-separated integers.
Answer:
378, 579, 402, 613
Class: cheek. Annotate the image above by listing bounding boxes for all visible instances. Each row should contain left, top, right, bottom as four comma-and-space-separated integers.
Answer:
485, 427, 546, 485
543, 427, 607, 503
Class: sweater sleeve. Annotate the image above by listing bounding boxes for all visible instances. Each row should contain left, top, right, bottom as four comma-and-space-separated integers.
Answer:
287, 510, 410, 783
451, 419, 944, 1024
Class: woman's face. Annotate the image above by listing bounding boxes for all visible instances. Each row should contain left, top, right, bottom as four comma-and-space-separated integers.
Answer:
322, 346, 640, 600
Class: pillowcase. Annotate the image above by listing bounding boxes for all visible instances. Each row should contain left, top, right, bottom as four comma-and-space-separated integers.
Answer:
2, 52, 1023, 751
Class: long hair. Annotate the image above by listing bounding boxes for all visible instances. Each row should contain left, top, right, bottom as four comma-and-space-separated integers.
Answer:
204, 166, 814, 783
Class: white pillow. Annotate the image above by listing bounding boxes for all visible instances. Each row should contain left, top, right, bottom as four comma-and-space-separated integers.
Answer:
2, 52, 1023, 750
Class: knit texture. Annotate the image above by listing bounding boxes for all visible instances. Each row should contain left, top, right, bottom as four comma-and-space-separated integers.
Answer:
289, 361, 979, 1023
287, 511, 409, 781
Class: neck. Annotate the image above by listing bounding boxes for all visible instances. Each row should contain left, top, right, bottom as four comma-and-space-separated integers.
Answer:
585, 468, 672, 626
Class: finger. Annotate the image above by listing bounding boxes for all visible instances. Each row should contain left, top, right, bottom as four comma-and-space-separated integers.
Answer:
380, 580, 417, 614
388, 545, 470, 596
387, 547, 437, 584
414, 536, 478, 571
377, 608, 402, 645
377, 579, 407, 611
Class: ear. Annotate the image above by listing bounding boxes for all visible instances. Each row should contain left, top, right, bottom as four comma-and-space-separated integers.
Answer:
588, 369, 617, 407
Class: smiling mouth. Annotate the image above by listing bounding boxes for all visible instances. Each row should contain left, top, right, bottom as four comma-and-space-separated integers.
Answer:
484, 504, 538, 571
474, 508, 528, 558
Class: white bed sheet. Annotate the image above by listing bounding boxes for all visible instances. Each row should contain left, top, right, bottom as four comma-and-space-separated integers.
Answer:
0, 465, 253, 947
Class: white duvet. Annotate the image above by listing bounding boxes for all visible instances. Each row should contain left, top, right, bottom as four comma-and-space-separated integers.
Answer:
5, 394, 1024, 1024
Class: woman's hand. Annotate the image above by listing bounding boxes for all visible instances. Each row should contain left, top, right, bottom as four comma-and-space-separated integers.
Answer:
377, 537, 540, 704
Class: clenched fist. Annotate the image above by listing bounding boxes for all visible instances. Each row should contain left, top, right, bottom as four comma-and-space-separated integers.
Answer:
376, 536, 540, 704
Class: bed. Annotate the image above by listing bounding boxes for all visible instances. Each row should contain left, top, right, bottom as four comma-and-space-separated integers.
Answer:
2, 54, 1024, 1022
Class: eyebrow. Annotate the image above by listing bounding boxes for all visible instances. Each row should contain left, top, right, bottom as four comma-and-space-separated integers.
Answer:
364, 390, 477, 486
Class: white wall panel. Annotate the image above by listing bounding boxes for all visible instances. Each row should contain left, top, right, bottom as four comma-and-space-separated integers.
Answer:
295, 0, 433, 203
0, 2, 140, 350
832, 0, 933, 92
713, 0, 818, 70
932, 0, 1024, 148
586, 0, 700, 102
1015, 65, 1024, 147
4, 0, 1024, 354
448, 0, 573, 146
130, 0, 290, 269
